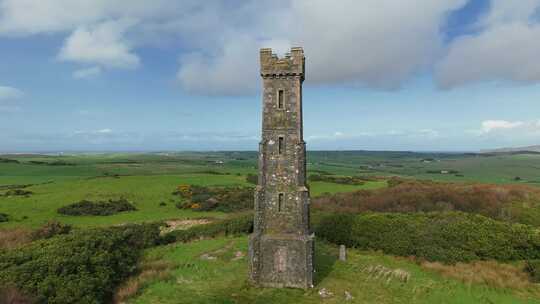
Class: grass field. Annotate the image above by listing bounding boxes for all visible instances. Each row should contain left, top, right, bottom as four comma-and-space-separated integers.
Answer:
1, 151, 539, 229
126, 236, 540, 304
0, 153, 387, 229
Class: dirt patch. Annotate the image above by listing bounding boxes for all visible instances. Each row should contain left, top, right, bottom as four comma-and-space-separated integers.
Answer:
161, 218, 213, 234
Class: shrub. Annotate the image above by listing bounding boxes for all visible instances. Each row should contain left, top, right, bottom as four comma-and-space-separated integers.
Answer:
31, 220, 72, 240
0, 223, 162, 304
57, 198, 137, 216
165, 214, 253, 243
173, 186, 254, 212
312, 179, 540, 226
525, 260, 540, 283
316, 212, 540, 264
0, 213, 9, 222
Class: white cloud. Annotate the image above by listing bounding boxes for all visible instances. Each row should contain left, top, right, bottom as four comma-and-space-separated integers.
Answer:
58, 19, 140, 69
97, 128, 112, 134
481, 120, 525, 134
470, 119, 540, 140
8, 1, 540, 94
177, 0, 468, 94
437, 1, 540, 88
73, 66, 102, 79
0, 85, 24, 100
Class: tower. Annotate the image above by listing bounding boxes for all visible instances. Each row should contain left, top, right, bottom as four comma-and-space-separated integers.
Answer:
248, 47, 314, 289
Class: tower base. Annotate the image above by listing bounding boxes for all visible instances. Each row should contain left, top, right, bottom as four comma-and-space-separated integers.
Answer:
249, 233, 314, 289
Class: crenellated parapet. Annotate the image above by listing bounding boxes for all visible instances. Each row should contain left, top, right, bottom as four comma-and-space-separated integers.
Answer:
260, 47, 304, 80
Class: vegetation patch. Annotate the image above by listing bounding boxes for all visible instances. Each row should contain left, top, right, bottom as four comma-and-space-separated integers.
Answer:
315, 212, 540, 264
164, 213, 253, 243
245, 173, 258, 185
313, 179, 540, 226
0, 213, 9, 223
0, 223, 163, 303
57, 198, 137, 216
526, 260, 540, 283
0, 228, 32, 250
114, 259, 176, 303
421, 261, 536, 293
31, 220, 72, 240
173, 185, 254, 212
3, 189, 33, 197
28, 160, 76, 166
0, 158, 19, 164
309, 173, 366, 185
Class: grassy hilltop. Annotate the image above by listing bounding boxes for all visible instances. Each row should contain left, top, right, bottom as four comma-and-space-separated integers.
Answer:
1, 151, 540, 303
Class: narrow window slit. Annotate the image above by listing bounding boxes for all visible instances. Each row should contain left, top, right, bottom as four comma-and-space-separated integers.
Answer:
278, 90, 284, 109
278, 137, 284, 154
278, 193, 284, 212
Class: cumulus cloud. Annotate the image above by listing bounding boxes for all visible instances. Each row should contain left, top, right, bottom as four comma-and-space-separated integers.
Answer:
58, 19, 140, 69
6, 1, 540, 94
0, 0, 471, 94
177, 0, 468, 94
0, 85, 24, 100
73, 66, 102, 79
437, 1, 540, 88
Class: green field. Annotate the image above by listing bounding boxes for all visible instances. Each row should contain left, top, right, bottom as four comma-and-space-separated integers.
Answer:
2, 151, 539, 229
0, 152, 388, 229
128, 236, 539, 304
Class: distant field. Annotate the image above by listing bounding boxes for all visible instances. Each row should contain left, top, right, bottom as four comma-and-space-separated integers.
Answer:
1, 151, 539, 229
0, 152, 386, 229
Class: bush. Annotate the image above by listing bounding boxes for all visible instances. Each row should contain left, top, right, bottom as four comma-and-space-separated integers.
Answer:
316, 212, 540, 264
0, 213, 9, 222
173, 186, 254, 212
31, 220, 72, 240
525, 260, 540, 282
165, 214, 253, 243
312, 179, 540, 226
57, 198, 137, 216
0, 223, 163, 304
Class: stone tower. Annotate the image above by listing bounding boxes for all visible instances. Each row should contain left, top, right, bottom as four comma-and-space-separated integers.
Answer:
248, 47, 314, 289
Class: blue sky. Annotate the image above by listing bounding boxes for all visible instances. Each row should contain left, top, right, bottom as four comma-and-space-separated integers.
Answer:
0, 0, 539, 152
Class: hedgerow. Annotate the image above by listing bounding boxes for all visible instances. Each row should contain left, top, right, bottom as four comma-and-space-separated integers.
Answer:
315, 212, 540, 264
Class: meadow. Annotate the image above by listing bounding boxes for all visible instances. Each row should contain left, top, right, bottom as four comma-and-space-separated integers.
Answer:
1, 151, 540, 303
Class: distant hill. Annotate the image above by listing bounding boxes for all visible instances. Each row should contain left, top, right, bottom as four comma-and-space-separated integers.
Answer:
481, 145, 540, 154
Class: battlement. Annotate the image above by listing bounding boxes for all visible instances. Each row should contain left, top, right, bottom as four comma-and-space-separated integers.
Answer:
260, 47, 304, 79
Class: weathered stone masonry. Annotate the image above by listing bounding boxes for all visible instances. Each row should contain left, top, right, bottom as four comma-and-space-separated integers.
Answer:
248, 47, 314, 289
